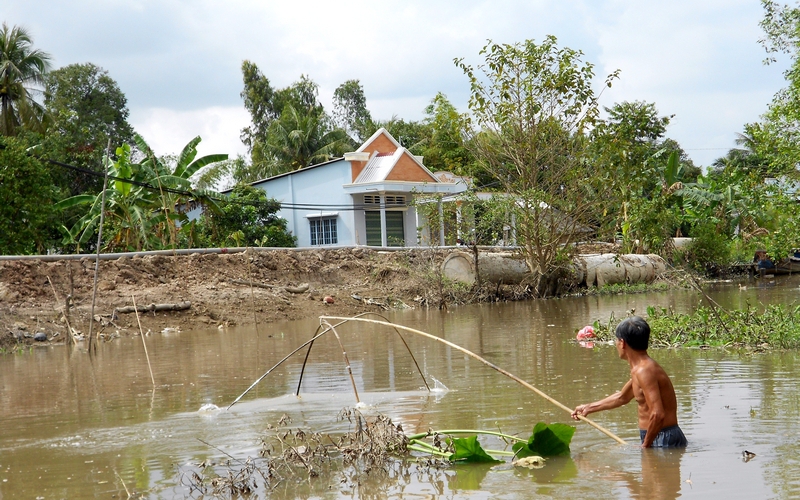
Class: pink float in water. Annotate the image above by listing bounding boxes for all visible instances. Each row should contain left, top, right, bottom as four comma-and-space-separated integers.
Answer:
576, 325, 596, 341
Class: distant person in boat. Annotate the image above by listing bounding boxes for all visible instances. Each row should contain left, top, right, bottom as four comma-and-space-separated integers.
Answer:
754, 250, 775, 270
571, 316, 687, 448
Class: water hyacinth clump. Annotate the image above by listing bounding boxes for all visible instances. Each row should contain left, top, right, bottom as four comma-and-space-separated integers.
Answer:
592, 305, 800, 349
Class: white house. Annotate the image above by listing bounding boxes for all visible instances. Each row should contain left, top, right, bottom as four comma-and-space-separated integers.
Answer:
249, 128, 466, 247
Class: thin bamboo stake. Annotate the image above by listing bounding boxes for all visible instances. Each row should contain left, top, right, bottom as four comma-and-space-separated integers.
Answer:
114, 469, 132, 499
321, 315, 627, 445
132, 295, 156, 387
321, 320, 360, 403
246, 249, 259, 337
295, 312, 430, 396
88, 140, 111, 355
47, 276, 74, 346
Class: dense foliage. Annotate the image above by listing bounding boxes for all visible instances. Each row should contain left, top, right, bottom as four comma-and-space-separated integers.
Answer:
54, 136, 226, 252
0, 136, 55, 254
593, 305, 800, 349
43, 62, 136, 195
194, 184, 296, 248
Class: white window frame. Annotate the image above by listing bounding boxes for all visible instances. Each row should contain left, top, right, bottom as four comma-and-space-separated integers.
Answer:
306, 213, 339, 246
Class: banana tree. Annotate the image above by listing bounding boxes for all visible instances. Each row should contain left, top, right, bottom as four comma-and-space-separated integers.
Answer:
134, 133, 226, 248
55, 144, 158, 251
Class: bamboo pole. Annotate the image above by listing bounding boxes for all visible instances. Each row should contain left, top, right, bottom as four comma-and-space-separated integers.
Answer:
321, 320, 360, 403
88, 140, 111, 355
132, 295, 156, 387
321, 315, 627, 445
295, 312, 430, 396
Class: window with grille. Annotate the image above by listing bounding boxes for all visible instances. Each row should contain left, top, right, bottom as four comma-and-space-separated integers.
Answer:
385, 195, 405, 205
363, 195, 406, 206
309, 217, 338, 245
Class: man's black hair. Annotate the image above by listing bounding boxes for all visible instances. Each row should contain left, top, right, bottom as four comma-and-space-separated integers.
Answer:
615, 316, 650, 351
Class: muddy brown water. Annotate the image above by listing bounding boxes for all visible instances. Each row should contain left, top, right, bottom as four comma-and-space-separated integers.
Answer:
1, 275, 799, 499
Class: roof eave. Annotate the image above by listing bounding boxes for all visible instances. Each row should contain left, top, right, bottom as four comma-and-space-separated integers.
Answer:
343, 181, 466, 195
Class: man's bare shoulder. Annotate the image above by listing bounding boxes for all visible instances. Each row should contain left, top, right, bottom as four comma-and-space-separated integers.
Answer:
630, 355, 668, 380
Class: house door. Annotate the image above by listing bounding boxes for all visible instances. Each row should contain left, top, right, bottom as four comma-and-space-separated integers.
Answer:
365, 211, 405, 246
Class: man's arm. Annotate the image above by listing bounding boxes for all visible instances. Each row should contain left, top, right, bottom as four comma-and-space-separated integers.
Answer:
571, 379, 634, 420
634, 368, 665, 448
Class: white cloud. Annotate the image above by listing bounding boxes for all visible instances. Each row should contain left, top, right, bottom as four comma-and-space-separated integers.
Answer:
590, 0, 788, 164
5, 0, 791, 167
130, 106, 250, 159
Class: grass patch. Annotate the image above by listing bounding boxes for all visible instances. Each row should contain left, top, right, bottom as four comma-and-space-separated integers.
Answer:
581, 282, 671, 296
592, 304, 800, 349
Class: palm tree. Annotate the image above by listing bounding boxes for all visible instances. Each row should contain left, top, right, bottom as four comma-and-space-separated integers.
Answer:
265, 104, 348, 172
0, 23, 52, 136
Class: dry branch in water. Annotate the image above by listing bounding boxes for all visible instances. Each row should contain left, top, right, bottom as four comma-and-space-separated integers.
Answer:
183, 409, 425, 496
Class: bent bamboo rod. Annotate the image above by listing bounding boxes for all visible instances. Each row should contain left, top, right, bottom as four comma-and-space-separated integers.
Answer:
227, 328, 331, 410
321, 315, 627, 445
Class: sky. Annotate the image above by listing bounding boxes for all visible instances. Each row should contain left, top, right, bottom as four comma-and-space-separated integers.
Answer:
5, 0, 791, 168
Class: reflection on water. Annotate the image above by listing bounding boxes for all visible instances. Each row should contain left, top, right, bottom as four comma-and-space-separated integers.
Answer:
1, 274, 799, 498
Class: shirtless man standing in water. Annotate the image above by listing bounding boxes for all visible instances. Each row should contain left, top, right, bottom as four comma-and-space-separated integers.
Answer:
571, 316, 687, 448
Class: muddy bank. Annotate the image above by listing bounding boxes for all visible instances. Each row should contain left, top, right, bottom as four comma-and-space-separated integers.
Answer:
0, 248, 466, 349
0, 243, 629, 349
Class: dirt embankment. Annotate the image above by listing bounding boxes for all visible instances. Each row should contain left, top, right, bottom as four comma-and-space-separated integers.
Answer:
0, 248, 457, 349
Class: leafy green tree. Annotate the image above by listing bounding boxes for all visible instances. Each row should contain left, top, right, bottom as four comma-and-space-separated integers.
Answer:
419, 92, 475, 175
43, 63, 136, 195
589, 101, 672, 239
239, 64, 347, 176
0, 136, 56, 254
456, 36, 618, 295
195, 184, 295, 247
709, 131, 770, 182
749, 0, 800, 177
332, 79, 373, 144
55, 143, 152, 252
239, 60, 279, 171
273, 75, 324, 117
0, 22, 52, 136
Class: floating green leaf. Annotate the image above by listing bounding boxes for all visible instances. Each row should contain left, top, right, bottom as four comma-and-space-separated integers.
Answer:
512, 422, 575, 458
448, 436, 503, 463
